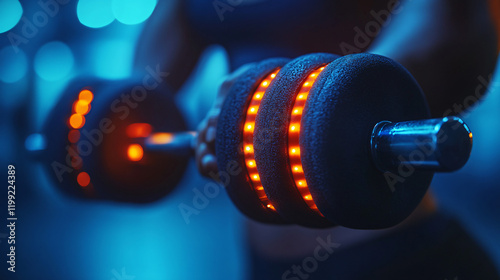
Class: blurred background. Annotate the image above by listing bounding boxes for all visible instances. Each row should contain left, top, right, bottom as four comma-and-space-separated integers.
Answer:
0, 0, 499, 279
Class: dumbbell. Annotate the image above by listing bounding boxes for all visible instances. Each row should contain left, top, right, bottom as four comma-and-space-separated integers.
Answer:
28, 53, 472, 229
224, 53, 472, 229
132, 53, 472, 229
27, 78, 190, 203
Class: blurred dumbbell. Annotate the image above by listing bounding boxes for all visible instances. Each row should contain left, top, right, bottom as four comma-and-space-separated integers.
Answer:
27, 78, 190, 203
135, 53, 472, 229
27, 53, 472, 230
218, 53, 472, 229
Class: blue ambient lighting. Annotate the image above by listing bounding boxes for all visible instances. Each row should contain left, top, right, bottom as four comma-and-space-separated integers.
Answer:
0, 0, 23, 33
111, 0, 157, 25
34, 41, 74, 81
0, 46, 28, 83
77, 0, 115, 28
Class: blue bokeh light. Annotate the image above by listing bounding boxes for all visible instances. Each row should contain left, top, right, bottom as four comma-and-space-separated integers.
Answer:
0, 0, 23, 33
25, 133, 47, 152
91, 39, 133, 79
111, 0, 157, 25
34, 41, 74, 81
77, 0, 115, 28
0, 46, 28, 83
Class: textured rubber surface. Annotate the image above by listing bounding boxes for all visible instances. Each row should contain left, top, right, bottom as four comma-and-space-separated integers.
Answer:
254, 53, 339, 228
216, 58, 290, 224
301, 53, 433, 229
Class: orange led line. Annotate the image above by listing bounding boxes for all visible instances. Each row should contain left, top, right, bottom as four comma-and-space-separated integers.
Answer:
77, 172, 91, 187
288, 66, 327, 214
67, 89, 95, 188
243, 69, 280, 211
127, 144, 144, 161
147, 132, 174, 145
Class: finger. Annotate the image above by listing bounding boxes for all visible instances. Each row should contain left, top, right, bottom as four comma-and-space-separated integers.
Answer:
202, 114, 219, 152
195, 142, 209, 175
196, 118, 208, 147
196, 142, 219, 177
205, 126, 216, 144
201, 154, 218, 177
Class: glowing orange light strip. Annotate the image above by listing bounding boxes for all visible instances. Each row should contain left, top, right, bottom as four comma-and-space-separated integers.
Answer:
243, 69, 280, 211
147, 132, 174, 145
67, 89, 95, 188
288, 66, 326, 214
126, 123, 153, 138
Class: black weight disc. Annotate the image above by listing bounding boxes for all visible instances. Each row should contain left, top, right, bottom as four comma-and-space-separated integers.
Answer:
301, 53, 433, 229
216, 58, 290, 224
254, 53, 338, 228
93, 81, 189, 203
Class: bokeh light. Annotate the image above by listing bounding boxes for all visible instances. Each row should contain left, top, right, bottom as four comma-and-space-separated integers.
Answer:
91, 39, 133, 79
0, 0, 22, 33
77, 172, 91, 187
68, 130, 81, 143
0, 46, 28, 83
111, 0, 157, 25
127, 144, 144, 161
78, 89, 94, 103
69, 114, 85, 129
34, 41, 74, 81
77, 0, 114, 28
24, 133, 47, 152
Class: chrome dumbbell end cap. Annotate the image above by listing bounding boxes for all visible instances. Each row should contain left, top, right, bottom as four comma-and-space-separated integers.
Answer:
371, 116, 473, 173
